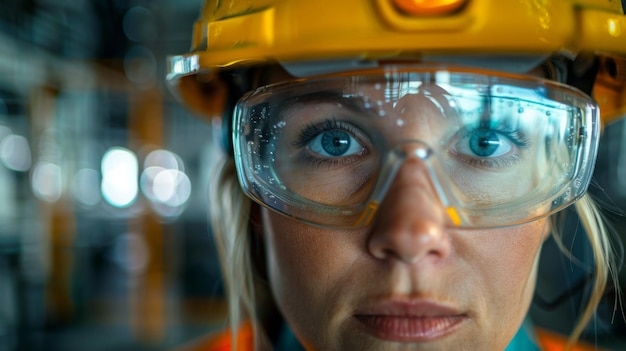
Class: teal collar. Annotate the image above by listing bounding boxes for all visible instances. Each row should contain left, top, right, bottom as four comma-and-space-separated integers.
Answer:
505, 318, 541, 351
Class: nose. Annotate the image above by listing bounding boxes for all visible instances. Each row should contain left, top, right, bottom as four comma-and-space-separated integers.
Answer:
367, 147, 453, 264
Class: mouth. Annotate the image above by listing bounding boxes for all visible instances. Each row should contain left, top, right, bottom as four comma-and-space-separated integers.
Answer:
354, 299, 469, 342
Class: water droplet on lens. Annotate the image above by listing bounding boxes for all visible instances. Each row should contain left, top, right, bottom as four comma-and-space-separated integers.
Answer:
396, 119, 405, 126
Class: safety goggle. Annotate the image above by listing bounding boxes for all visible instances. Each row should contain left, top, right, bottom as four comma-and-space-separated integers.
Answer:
232, 66, 599, 228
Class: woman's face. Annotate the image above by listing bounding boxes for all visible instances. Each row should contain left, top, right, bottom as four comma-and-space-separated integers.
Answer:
261, 200, 548, 351
256, 70, 551, 350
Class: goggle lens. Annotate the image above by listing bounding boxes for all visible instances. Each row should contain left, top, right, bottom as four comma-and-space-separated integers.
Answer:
233, 68, 599, 228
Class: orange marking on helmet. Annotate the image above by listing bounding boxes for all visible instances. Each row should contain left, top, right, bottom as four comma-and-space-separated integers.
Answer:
393, 0, 466, 15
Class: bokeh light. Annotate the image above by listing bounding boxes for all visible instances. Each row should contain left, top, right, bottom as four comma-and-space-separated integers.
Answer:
72, 168, 101, 206
123, 45, 156, 86
122, 6, 156, 43
153, 169, 191, 207
0, 133, 32, 172
31, 161, 62, 202
110, 233, 149, 275
140, 149, 191, 218
101, 147, 138, 208
0, 125, 10, 141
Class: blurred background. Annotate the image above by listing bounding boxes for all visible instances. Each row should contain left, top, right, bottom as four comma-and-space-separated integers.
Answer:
0, 1, 624, 351
0, 1, 226, 350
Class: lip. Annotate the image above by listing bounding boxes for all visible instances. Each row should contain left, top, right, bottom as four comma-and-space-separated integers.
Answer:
354, 299, 469, 342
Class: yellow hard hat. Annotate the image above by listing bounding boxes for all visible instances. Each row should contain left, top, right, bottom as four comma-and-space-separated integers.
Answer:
167, 0, 626, 125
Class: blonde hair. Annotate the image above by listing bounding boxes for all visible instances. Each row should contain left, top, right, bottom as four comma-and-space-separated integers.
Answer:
209, 155, 620, 351
564, 197, 621, 349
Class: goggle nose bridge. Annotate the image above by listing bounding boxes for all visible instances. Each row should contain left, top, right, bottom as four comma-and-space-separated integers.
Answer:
362, 139, 461, 226
393, 139, 434, 161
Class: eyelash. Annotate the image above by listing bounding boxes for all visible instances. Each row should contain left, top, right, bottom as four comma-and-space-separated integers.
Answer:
291, 118, 531, 170
294, 119, 352, 144
293, 118, 368, 167
456, 126, 531, 169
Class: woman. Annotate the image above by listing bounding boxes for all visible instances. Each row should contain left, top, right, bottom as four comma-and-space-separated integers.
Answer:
168, 0, 626, 350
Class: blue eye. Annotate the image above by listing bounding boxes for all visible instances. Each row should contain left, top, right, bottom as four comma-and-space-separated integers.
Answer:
453, 126, 531, 169
310, 130, 363, 157
467, 130, 511, 157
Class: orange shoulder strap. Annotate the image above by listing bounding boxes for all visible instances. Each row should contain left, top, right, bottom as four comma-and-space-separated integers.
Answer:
535, 328, 608, 351
171, 321, 254, 351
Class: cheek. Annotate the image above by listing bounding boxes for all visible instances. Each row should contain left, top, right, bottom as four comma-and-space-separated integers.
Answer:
263, 213, 348, 284
261, 209, 359, 324
459, 220, 548, 322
